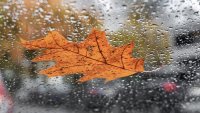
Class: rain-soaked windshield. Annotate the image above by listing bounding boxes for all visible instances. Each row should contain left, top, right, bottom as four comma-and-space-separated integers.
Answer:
1, 0, 200, 113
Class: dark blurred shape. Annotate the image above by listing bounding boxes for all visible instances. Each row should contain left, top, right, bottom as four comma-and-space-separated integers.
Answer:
175, 31, 200, 47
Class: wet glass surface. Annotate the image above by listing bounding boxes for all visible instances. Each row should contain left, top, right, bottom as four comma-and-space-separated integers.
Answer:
0, 0, 200, 113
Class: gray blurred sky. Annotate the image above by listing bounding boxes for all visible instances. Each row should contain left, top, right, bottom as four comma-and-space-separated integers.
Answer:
64, 0, 132, 31
64, 0, 200, 34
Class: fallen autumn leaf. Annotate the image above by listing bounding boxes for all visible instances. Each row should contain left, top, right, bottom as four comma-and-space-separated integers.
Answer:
21, 29, 144, 82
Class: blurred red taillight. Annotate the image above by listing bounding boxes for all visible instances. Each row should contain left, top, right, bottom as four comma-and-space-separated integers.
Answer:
88, 89, 98, 95
162, 82, 177, 92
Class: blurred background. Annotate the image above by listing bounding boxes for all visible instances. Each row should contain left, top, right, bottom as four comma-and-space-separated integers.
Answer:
1, 0, 200, 113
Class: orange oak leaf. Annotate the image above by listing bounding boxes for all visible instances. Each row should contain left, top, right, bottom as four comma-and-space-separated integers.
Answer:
21, 29, 144, 82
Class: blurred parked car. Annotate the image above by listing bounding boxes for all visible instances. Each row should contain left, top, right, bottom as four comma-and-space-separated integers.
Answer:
116, 68, 186, 113
0, 73, 13, 113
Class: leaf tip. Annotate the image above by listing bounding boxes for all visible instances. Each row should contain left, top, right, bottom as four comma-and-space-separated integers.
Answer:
91, 28, 105, 34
